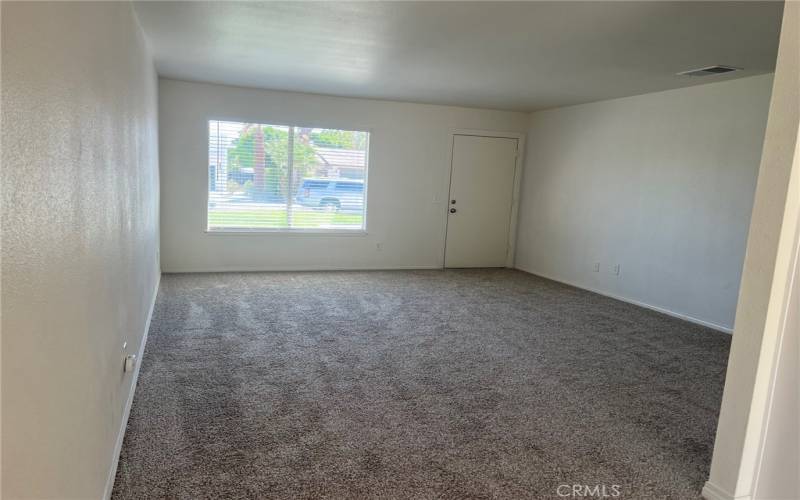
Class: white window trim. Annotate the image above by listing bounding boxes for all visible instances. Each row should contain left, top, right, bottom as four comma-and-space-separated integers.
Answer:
204, 118, 372, 235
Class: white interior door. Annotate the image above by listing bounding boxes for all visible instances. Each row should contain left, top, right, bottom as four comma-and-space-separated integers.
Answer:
445, 134, 518, 268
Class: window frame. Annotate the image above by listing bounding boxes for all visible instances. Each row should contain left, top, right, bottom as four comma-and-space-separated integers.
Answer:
204, 117, 371, 235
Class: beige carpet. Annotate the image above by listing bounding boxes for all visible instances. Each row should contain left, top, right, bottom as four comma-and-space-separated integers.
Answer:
112, 269, 730, 499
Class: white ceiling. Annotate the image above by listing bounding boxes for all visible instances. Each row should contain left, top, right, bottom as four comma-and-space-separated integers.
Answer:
133, 1, 783, 112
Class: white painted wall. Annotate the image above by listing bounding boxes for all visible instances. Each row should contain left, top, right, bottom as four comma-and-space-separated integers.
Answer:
514, 75, 774, 332
158, 79, 528, 272
1, 2, 160, 498
707, 3, 800, 497
753, 225, 799, 500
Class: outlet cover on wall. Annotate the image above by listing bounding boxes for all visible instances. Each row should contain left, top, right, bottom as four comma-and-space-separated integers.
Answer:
613, 264, 621, 276
593, 262, 600, 272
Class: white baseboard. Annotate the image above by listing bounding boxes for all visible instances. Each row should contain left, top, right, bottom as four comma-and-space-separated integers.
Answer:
702, 481, 751, 500
162, 264, 444, 273
516, 266, 733, 334
102, 273, 161, 500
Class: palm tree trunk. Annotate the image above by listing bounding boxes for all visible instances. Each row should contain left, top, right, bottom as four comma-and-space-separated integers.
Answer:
253, 126, 265, 193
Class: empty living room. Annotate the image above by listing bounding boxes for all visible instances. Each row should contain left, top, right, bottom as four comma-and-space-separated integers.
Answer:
2, 1, 799, 499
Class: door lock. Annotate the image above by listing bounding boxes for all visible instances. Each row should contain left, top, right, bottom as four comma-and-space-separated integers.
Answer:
451, 199, 456, 204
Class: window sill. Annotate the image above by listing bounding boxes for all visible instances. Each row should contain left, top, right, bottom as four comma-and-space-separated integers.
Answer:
205, 229, 369, 237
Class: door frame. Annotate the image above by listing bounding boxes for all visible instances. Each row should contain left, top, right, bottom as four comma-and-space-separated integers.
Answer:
443, 129, 526, 268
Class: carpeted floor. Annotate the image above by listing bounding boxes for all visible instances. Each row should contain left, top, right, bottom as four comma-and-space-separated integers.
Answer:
112, 269, 730, 499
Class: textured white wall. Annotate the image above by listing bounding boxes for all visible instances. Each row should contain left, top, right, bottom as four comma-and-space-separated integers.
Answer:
1, 2, 160, 498
753, 230, 799, 500
708, 3, 800, 497
514, 75, 773, 332
158, 79, 528, 272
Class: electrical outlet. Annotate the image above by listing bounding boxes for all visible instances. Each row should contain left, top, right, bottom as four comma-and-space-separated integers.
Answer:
613, 264, 621, 276
593, 262, 600, 272
124, 354, 137, 373
376, 242, 383, 251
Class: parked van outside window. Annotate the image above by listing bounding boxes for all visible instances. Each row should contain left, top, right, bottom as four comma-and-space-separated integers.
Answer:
295, 178, 365, 212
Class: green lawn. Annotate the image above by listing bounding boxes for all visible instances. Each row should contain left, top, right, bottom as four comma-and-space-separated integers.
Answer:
208, 208, 363, 229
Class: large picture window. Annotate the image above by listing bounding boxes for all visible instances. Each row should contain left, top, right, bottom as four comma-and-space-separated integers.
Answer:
208, 120, 369, 231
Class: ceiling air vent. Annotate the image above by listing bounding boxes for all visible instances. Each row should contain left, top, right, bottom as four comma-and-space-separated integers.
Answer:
677, 65, 741, 77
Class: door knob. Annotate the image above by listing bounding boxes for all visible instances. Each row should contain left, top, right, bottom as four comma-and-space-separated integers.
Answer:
449, 208, 457, 213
